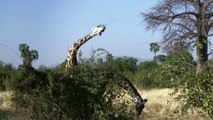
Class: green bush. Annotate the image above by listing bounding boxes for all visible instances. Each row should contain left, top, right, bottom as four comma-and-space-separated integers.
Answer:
7, 45, 139, 119
172, 64, 213, 118
128, 50, 194, 89
10, 65, 135, 120
135, 57, 213, 118
0, 61, 15, 91
164, 50, 193, 65
129, 61, 193, 89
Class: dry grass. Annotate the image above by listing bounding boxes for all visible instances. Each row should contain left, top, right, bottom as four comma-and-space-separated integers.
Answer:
0, 91, 15, 120
140, 88, 178, 119
138, 88, 211, 120
0, 89, 211, 120
0, 91, 13, 110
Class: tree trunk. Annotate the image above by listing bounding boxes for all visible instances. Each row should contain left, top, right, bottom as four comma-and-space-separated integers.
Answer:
196, 35, 208, 72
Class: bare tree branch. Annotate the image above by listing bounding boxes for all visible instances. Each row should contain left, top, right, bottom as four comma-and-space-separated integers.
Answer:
142, 0, 213, 70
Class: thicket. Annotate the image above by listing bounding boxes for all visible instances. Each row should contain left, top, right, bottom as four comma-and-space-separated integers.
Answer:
172, 61, 213, 118
1, 46, 137, 119
7, 65, 135, 120
0, 60, 15, 91
125, 50, 194, 89
1, 44, 213, 119
136, 50, 213, 118
127, 50, 213, 118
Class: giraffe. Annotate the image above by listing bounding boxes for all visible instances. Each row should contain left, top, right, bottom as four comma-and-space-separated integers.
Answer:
65, 24, 147, 117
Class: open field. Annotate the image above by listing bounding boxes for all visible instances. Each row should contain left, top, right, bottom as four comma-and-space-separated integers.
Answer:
0, 89, 211, 120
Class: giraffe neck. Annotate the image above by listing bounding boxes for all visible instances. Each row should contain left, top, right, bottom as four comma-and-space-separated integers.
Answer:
114, 74, 144, 102
65, 24, 106, 70
66, 34, 94, 68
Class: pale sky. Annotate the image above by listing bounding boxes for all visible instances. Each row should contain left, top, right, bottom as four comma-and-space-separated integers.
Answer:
0, 0, 162, 67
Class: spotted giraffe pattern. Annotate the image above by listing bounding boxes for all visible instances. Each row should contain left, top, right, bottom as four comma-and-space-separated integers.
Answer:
65, 24, 147, 117
95, 69, 147, 117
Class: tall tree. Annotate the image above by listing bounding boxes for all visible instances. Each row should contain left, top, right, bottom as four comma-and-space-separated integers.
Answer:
149, 42, 160, 56
19, 43, 38, 67
142, 0, 213, 72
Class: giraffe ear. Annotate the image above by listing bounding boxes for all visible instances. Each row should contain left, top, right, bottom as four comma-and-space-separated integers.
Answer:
143, 99, 148, 104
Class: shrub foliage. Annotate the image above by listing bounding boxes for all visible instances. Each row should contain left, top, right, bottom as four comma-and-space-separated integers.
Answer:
1, 44, 213, 119
9, 64, 136, 120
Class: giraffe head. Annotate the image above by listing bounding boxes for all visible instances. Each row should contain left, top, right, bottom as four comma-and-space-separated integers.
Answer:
135, 98, 147, 117
90, 24, 106, 36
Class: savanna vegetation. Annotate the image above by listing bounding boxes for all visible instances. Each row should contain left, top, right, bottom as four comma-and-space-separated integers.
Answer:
1, 0, 213, 120
1, 42, 213, 120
